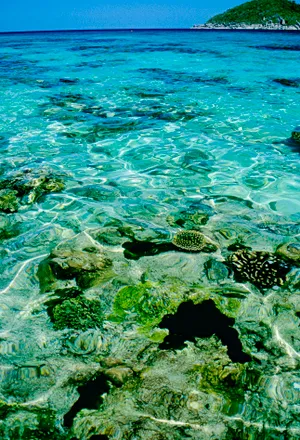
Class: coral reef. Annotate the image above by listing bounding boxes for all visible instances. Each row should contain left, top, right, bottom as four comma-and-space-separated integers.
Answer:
166, 203, 214, 229
0, 167, 65, 208
172, 229, 218, 252
51, 297, 103, 331
2, 30, 300, 440
0, 189, 19, 213
228, 250, 290, 288
291, 126, 300, 142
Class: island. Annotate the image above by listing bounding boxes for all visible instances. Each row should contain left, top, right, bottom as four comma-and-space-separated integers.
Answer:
192, 0, 300, 30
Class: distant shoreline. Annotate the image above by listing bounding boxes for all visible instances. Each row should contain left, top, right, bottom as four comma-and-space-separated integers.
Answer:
192, 24, 300, 31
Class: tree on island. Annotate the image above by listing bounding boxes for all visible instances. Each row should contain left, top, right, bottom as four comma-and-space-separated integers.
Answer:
207, 0, 300, 26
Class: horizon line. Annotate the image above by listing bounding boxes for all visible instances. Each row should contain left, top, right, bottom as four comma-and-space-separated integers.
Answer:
0, 27, 194, 35
1, 27, 300, 35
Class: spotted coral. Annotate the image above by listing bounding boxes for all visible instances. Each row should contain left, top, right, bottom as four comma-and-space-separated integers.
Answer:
228, 250, 290, 289
172, 230, 217, 252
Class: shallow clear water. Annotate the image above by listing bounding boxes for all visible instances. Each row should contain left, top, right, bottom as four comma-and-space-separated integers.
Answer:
0, 30, 300, 439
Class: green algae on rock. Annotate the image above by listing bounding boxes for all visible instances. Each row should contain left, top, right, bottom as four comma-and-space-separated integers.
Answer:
0, 189, 19, 213
52, 296, 103, 331
0, 167, 65, 207
0, 402, 63, 440
111, 282, 173, 326
228, 250, 290, 289
166, 205, 212, 229
172, 229, 218, 252
291, 126, 300, 142
0, 214, 22, 241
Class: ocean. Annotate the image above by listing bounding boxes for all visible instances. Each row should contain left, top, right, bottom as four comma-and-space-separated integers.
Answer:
0, 30, 299, 439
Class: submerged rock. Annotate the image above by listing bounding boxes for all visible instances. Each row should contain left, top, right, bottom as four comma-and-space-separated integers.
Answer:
172, 230, 218, 252
291, 126, 300, 142
50, 247, 113, 288
276, 242, 300, 265
0, 189, 19, 213
273, 78, 300, 88
204, 258, 229, 281
123, 239, 176, 260
0, 403, 62, 440
228, 250, 290, 289
0, 167, 65, 207
166, 207, 210, 229
38, 244, 114, 291
104, 366, 133, 385
71, 339, 251, 440
70, 184, 119, 202
0, 214, 22, 240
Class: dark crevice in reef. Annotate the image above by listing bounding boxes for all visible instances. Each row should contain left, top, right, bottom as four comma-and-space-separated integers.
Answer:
64, 375, 110, 428
89, 436, 110, 440
273, 78, 300, 88
70, 433, 109, 439
227, 243, 251, 252
123, 240, 176, 260
159, 300, 251, 363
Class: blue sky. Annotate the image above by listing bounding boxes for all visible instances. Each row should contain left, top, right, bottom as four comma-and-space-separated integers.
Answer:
1, 1, 247, 32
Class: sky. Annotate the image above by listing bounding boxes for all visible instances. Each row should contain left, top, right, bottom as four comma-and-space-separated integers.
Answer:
0, 1, 248, 32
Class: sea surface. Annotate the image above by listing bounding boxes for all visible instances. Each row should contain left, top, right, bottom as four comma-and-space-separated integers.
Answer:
0, 30, 300, 439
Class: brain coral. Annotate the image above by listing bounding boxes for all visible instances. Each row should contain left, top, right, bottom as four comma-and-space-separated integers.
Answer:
172, 230, 206, 251
228, 250, 290, 289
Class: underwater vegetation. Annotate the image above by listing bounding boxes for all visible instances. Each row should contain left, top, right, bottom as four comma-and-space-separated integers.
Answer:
51, 296, 103, 331
291, 126, 300, 142
0, 167, 65, 212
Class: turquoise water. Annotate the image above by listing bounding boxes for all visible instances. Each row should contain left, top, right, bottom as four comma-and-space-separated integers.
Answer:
0, 30, 300, 439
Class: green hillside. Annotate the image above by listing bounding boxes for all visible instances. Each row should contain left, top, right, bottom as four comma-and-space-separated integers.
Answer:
207, 0, 300, 25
